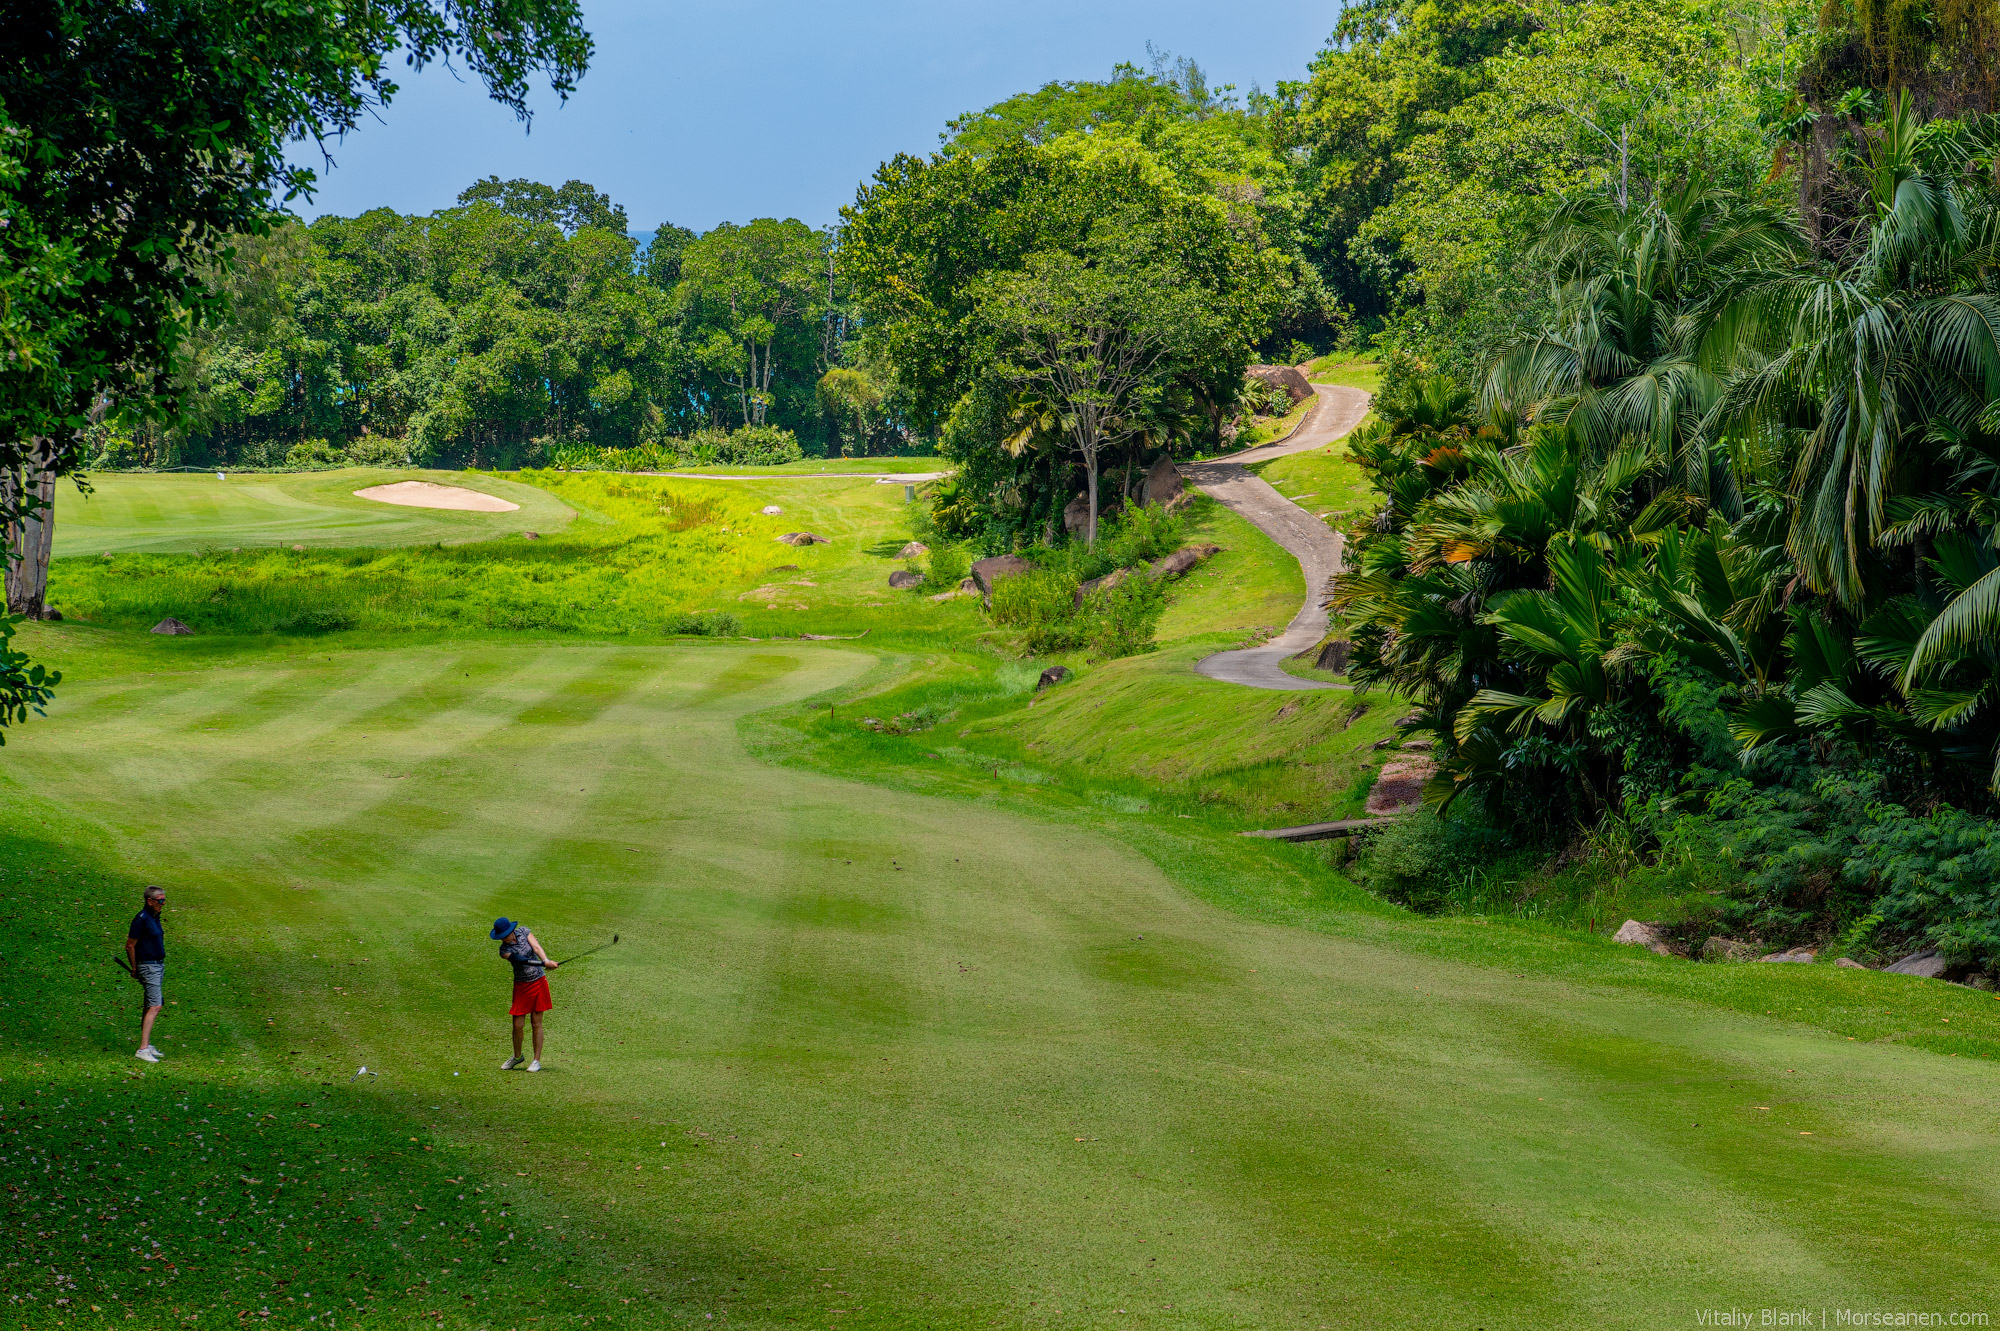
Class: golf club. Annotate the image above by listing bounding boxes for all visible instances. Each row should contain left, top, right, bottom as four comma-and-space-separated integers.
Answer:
553, 933, 618, 966
110, 954, 136, 979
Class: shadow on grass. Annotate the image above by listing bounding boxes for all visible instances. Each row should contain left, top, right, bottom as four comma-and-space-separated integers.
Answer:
0, 814, 786, 1329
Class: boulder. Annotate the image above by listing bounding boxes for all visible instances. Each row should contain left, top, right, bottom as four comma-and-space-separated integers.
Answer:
291, 544, 306, 552
776, 532, 830, 547
1164, 488, 1196, 515
761, 505, 784, 516
1073, 567, 1132, 608
1701, 937, 1758, 963
958, 577, 979, 593
895, 541, 929, 559
1313, 638, 1351, 673
1883, 948, 1950, 979
1036, 665, 1070, 691
1143, 455, 1183, 507
1247, 364, 1313, 408
1835, 957, 1869, 969
150, 618, 194, 636
522, 531, 540, 540
1151, 543, 1220, 579
887, 570, 924, 590
36, 606, 61, 622
1062, 493, 1092, 539
969, 554, 1036, 597
1759, 948, 1817, 964
1613, 920, 1676, 957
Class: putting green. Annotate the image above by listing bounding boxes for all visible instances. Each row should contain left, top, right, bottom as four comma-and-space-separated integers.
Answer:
11, 637, 1999, 1326
55, 468, 576, 555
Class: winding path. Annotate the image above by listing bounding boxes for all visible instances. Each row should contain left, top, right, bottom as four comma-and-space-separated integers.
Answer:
1183, 383, 1372, 690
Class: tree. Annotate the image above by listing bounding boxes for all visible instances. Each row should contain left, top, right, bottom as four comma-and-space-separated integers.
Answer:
1711, 92, 2000, 604
458, 176, 626, 234
843, 131, 1276, 542
1485, 181, 1801, 504
642, 224, 699, 288
0, 0, 590, 632
677, 220, 828, 428
981, 236, 1208, 546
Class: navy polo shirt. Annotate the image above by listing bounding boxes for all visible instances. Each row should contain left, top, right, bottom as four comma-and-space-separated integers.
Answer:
128, 909, 165, 963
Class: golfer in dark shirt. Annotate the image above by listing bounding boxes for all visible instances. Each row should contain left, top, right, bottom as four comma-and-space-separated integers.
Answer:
125, 886, 167, 1063
492, 918, 557, 1071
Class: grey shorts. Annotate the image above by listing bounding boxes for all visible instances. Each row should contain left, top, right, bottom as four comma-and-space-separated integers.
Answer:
136, 962, 164, 1009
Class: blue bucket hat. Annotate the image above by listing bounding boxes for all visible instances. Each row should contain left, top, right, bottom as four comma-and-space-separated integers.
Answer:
489, 916, 518, 940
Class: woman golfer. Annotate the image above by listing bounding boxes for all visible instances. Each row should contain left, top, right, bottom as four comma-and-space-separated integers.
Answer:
491, 918, 558, 1071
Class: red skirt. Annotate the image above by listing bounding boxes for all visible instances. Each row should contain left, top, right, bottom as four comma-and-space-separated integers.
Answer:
509, 977, 552, 1015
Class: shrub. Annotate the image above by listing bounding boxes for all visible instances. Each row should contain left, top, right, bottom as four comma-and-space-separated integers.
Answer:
718, 424, 804, 467
1077, 572, 1167, 657
662, 610, 740, 637
345, 436, 410, 467
922, 543, 970, 592
274, 607, 357, 634
552, 425, 803, 472
1847, 804, 2000, 970
1356, 808, 1519, 913
285, 439, 345, 469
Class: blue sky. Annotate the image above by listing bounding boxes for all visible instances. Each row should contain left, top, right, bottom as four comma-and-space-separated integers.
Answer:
288, 0, 1342, 231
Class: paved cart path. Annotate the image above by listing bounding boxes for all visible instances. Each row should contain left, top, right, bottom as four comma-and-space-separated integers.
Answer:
1183, 384, 1372, 690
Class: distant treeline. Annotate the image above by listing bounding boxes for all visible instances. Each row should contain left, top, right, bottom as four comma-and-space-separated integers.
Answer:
105, 178, 899, 471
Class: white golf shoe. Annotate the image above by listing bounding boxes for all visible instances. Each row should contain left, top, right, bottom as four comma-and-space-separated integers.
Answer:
526, 1060, 541, 1073
501, 1055, 524, 1071
135, 1048, 160, 1063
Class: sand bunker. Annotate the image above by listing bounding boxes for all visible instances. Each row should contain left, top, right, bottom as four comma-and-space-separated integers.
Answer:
354, 480, 519, 512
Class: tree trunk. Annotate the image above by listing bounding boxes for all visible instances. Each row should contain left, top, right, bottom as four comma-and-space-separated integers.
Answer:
3, 439, 59, 619
1084, 443, 1100, 549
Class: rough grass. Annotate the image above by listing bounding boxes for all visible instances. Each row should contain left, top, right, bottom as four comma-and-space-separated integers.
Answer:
54, 469, 574, 556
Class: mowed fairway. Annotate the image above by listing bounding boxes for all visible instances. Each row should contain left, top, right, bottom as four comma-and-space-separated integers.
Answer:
12, 638, 2000, 1327
54, 468, 574, 555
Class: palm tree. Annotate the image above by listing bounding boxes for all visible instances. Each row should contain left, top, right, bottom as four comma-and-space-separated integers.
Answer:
1485, 180, 1801, 506
1707, 91, 2000, 606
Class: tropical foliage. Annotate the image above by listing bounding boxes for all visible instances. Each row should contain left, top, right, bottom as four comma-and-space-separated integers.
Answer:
1334, 81, 2000, 968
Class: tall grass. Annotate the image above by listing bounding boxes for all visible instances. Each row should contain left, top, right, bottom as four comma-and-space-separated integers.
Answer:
50, 472, 781, 636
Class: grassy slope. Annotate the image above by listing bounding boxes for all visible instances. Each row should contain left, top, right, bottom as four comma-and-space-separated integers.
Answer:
958, 501, 1398, 826
1303, 354, 1384, 391
56, 470, 575, 556
47, 471, 984, 644
8, 630, 2000, 1331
